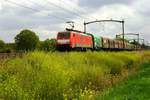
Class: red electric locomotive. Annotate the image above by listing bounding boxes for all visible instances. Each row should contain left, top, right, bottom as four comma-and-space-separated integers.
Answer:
56, 31, 93, 51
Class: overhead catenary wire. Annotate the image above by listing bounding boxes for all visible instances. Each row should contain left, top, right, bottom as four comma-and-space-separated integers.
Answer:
26, 0, 84, 29
58, 0, 92, 20
44, 0, 85, 20
5, 0, 39, 12
4, 0, 93, 31
59, 0, 97, 20
27, 0, 82, 22
4, 0, 71, 21
28, 0, 48, 9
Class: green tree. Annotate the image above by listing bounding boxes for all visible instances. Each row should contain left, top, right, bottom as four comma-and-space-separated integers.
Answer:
15, 29, 39, 51
40, 39, 56, 51
0, 40, 5, 49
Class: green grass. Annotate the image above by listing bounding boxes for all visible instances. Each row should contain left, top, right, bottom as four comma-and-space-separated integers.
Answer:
0, 51, 149, 99
97, 62, 150, 100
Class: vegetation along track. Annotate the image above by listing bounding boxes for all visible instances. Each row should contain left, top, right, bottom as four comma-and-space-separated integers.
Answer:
0, 53, 24, 59
97, 61, 150, 100
0, 51, 150, 100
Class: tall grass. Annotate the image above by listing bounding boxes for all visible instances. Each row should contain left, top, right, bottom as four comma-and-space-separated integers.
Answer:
97, 62, 150, 100
0, 51, 149, 99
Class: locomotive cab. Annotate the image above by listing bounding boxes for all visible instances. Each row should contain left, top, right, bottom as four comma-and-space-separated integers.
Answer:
57, 32, 70, 44
57, 32, 71, 50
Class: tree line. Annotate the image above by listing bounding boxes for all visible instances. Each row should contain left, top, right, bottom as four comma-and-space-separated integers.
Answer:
0, 29, 56, 53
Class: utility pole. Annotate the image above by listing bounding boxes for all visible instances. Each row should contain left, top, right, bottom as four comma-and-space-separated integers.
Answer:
116, 33, 140, 50
138, 34, 140, 48
84, 21, 86, 33
84, 19, 125, 48
122, 20, 125, 48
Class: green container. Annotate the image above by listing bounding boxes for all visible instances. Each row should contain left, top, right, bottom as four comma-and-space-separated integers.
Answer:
93, 36, 102, 49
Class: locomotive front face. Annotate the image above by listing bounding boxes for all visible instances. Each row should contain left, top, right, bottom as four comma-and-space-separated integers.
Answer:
56, 32, 71, 50
57, 32, 70, 45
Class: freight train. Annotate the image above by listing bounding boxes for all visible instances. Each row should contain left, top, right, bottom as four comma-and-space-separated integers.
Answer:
56, 28, 139, 51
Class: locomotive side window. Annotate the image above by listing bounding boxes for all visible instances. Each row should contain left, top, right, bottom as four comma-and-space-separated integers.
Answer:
58, 32, 70, 38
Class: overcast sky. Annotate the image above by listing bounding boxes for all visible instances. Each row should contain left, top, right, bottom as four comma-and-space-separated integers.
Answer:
0, 0, 150, 45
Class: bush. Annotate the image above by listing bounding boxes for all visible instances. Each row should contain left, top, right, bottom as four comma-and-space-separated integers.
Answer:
15, 29, 39, 51
0, 40, 5, 49
39, 39, 56, 51
0, 51, 148, 99
0, 40, 6, 53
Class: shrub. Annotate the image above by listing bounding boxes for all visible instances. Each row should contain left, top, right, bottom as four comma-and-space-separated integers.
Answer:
39, 39, 56, 52
0, 51, 149, 99
15, 29, 39, 51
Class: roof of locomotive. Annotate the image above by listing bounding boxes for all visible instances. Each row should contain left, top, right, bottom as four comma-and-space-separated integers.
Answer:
58, 31, 92, 37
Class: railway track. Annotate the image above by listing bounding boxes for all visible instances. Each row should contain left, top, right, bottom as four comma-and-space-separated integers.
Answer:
0, 53, 24, 59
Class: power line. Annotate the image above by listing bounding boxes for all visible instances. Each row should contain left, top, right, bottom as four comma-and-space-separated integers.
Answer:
59, 0, 97, 20
28, 0, 48, 9
27, 0, 75, 21
59, 0, 91, 20
27, 0, 85, 27
5, 0, 39, 12
4, 0, 70, 21
45, 0, 85, 20
26, 0, 84, 29
4, 0, 86, 31
29, 0, 97, 21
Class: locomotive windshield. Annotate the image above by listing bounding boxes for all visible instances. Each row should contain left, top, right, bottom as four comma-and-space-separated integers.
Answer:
58, 32, 70, 39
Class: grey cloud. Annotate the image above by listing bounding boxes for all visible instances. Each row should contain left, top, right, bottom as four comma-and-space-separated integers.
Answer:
0, 0, 80, 31
78, 0, 134, 9
0, 0, 150, 43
